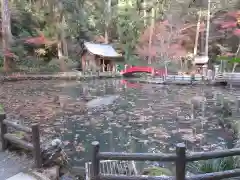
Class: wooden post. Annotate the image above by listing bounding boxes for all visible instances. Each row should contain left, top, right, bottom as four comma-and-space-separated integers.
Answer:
0, 113, 7, 150
191, 103, 195, 120
162, 74, 165, 81
236, 99, 240, 112
112, 64, 116, 76
103, 59, 105, 72
92, 141, 100, 180
151, 68, 155, 77
191, 74, 195, 84
176, 143, 186, 180
32, 124, 42, 168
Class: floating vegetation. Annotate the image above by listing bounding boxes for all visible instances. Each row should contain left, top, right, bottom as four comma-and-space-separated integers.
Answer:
2, 79, 240, 168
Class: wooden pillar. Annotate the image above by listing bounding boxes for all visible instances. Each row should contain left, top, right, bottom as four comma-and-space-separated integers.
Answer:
151, 68, 155, 77
112, 62, 116, 74
176, 143, 186, 180
102, 59, 105, 72
82, 53, 86, 73
32, 124, 42, 168
92, 141, 100, 180
0, 113, 7, 150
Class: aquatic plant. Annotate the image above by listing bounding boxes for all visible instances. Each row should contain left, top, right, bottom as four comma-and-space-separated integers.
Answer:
188, 157, 239, 174
216, 56, 240, 72
188, 115, 240, 175
142, 167, 173, 176
0, 104, 4, 113
217, 56, 240, 62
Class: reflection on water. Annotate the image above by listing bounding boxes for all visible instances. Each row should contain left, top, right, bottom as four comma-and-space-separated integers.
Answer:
58, 79, 240, 167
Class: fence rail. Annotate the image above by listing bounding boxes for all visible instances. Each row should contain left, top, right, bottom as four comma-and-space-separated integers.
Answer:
91, 141, 240, 180
0, 112, 42, 168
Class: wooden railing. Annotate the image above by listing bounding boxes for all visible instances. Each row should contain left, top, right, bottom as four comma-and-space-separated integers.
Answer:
0, 112, 42, 168
91, 141, 240, 180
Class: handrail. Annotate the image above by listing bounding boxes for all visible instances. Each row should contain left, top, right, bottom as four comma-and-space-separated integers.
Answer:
99, 147, 240, 162
91, 141, 240, 180
98, 152, 177, 161
0, 112, 42, 168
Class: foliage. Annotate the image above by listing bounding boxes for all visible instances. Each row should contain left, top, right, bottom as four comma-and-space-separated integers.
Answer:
142, 167, 173, 176
0, 104, 4, 113
217, 56, 240, 63
188, 157, 239, 174
0, 0, 239, 71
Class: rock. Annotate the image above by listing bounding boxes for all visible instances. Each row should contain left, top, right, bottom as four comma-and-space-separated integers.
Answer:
51, 139, 62, 147
191, 96, 206, 107
60, 174, 75, 180
86, 95, 119, 108
8, 172, 51, 180
43, 166, 60, 180
70, 166, 85, 176
142, 167, 172, 176
176, 116, 185, 121
41, 139, 64, 166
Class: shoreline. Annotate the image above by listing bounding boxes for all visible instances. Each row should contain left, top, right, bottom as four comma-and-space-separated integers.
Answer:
0, 71, 122, 82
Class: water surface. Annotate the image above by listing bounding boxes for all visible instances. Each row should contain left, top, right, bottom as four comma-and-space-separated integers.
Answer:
58, 79, 240, 166
1, 79, 240, 168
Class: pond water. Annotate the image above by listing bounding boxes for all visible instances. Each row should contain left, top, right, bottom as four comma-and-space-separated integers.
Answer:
1, 79, 240, 169
57, 79, 240, 167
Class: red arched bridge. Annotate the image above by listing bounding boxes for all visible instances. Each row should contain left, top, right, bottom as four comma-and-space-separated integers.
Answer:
120, 66, 166, 76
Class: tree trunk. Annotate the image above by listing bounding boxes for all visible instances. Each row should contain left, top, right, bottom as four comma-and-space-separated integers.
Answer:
194, 9, 201, 56
57, 2, 68, 72
148, 8, 155, 64
143, 0, 147, 26
2, 0, 13, 72
62, 16, 68, 57
232, 41, 240, 72
104, 0, 111, 43
205, 0, 211, 58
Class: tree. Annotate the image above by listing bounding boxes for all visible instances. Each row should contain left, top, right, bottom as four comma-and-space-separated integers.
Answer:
2, 0, 14, 71
137, 18, 206, 64
213, 10, 240, 71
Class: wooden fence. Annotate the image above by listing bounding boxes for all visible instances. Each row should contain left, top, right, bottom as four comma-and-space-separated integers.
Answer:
0, 112, 42, 168
91, 141, 240, 180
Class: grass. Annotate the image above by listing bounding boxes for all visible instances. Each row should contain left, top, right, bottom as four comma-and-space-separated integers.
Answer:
142, 167, 173, 176
188, 156, 239, 175
217, 56, 240, 63
0, 104, 4, 113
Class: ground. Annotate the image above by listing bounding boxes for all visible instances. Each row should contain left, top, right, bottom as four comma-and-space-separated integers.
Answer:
0, 143, 33, 180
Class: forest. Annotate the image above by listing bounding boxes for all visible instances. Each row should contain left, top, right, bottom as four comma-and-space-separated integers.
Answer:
1, 0, 240, 73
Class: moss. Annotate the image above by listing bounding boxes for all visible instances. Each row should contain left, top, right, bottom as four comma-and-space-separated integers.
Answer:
142, 167, 173, 176
0, 104, 4, 113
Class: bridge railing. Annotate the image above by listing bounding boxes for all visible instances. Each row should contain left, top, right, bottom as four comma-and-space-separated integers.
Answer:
91, 141, 240, 180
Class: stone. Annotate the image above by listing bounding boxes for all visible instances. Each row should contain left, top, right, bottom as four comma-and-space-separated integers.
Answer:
42, 166, 60, 180
70, 166, 85, 176
6, 172, 41, 180
191, 96, 206, 104
6, 171, 52, 180
60, 174, 75, 180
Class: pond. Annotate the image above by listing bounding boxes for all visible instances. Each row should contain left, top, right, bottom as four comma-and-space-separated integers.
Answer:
1, 79, 240, 169
57, 79, 240, 167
